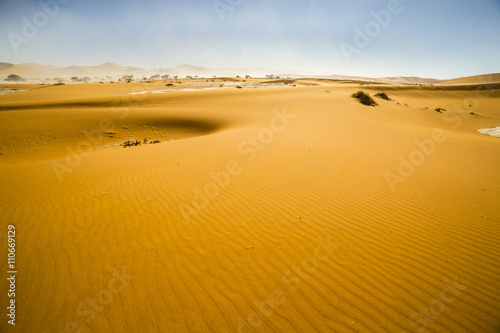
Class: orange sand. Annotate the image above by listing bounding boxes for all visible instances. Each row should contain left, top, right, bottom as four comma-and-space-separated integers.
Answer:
0, 79, 499, 332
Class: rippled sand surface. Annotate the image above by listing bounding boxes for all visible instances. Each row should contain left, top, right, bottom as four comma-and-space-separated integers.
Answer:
1, 79, 499, 332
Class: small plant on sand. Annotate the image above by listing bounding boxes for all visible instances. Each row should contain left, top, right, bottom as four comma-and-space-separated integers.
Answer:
435, 107, 446, 113
352, 91, 377, 106
374, 92, 391, 101
123, 139, 161, 148
122, 140, 142, 148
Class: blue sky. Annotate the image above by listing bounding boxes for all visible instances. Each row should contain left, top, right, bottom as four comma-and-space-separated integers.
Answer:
1, 0, 499, 79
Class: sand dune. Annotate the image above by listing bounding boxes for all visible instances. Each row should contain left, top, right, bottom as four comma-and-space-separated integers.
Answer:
0, 80, 499, 332
440, 73, 500, 85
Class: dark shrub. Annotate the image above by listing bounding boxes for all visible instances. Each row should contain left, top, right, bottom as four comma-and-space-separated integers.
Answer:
352, 91, 377, 106
374, 92, 391, 101
5, 74, 24, 81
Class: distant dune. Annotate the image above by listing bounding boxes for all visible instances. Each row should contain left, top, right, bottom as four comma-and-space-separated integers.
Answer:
0, 63, 32, 74
0, 62, 14, 71
18, 63, 60, 72
440, 73, 500, 85
0, 62, 143, 80
377, 76, 442, 84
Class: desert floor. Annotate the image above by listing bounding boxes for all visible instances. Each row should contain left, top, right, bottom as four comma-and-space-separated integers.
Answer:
0, 78, 499, 332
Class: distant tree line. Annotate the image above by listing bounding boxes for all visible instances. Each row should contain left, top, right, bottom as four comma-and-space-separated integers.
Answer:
71, 76, 91, 83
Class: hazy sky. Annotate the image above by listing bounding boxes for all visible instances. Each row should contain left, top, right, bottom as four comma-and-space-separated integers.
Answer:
1, 0, 499, 79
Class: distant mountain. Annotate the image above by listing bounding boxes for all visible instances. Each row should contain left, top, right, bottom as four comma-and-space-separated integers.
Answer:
0, 62, 498, 85
81, 62, 142, 75
0, 62, 145, 79
0, 62, 298, 80
18, 63, 60, 71
159, 64, 292, 78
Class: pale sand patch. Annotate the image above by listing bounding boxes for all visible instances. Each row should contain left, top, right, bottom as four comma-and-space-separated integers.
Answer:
478, 126, 500, 137
0, 89, 27, 95
129, 87, 226, 94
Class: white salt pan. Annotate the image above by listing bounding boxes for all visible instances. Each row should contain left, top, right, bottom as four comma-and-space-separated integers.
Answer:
477, 127, 500, 138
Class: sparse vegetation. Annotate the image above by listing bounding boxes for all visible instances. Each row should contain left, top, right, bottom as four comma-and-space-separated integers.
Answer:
122, 139, 161, 148
122, 75, 134, 82
236, 85, 242, 89
435, 107, 446, 113
70, 76, 91, 83
351, 91, 378, 106
123, 140, 141, 148
374, 92, 391, 101
5, 74, 24, 81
